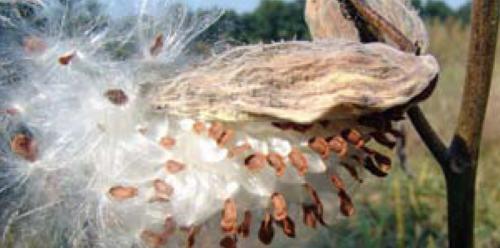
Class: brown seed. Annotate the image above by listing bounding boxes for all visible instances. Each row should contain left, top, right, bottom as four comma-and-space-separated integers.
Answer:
192, 121, 206, 134
238, 211, 252, 238
308, 137, 330, 158
58, 51, 75, 65
271, 193, 288, 221
361, 155, 388, 177
23, 36, 46, 54
108, 186, 138, 201
159, 136, 176, 149
244, 153, 267, 171
208, 121, 224, 141
150, 33, 164, 57
162, 217, 177, 237
280, 216, 296, 238
152, 179, 174, 202
10, 133, 37, 162
228, 143, 251, 158
217, 129, 234, 147
288, 148, 308, 176
221, 199, 238, 234
165, 160, 186, 174
104, 89, 128, 105
266, 152, 286, 176
186, 226, 200, 248
302, 204, 317, 228
338, 190, 355, 217
219, 236, 237, 248
141, 230, 166, 248
330, 174, 346, 191
341, 129, 365, 148
303, 184, 326, 225
328, 136, 348, 158
258, 212, 274, 245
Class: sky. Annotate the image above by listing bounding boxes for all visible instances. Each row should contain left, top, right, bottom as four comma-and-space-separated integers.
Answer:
188, 0, 469, 13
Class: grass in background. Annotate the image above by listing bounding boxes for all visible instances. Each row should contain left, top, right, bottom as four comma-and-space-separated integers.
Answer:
321, 19, 500, 248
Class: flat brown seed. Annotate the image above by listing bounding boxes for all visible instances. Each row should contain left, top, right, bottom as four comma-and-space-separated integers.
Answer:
186, 226, 200, 248
217, 129, 234, 147
281, 216, 296, 238
160, 136, 176, 150
266, 152, 286, 176
258, 212, 274, 245
150, 33, 164, 57
108, 186, 138, 201
104, 89, 128, 105
208, 122, 224, 141
303, 184, 326, 225
330, 174, 346, 191
244, 153, 267, 171
10, 133, 37, 162
141, 230, 166, 248
328, 136, 348, 158
165, 160, 186, 174
221, 199, 238, 234
308, 137, 330, 158
288, 148, 308, 176
338, 190, 355, 217
162, 217, 177, 237
228, 143, 251, 158
220, 236, 237, 248
153, 179, 174, 201
271, 193, 288, 221
193, 121, 206, 134
58, 51, 75, 65
370, 132, 396, 149
341, 129, 365, 148
362, 155, 388, 177
159, 136, 176, 149
341, 162, 363, 183
303, 204, 317, 229
238, 211, 252, 238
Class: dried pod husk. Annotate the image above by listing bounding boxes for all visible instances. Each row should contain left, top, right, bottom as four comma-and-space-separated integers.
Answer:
150, 40, 438, 124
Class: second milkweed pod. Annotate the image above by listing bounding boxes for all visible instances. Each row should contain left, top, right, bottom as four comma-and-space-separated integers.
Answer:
150, 40, 438, 124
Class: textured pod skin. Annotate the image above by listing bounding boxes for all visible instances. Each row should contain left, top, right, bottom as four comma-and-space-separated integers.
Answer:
305, 0, 360, 41
150, 40, 438, 123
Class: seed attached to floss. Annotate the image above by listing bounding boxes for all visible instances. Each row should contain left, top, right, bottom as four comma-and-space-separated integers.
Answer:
308, 136, 330, 158
208, 121, 224, 141
152, 179, 174, 202
271, 193, 288, 221
219, 236, 237, 248
302, 205, 317, 228
58, 51, 76, 65
238, 211, 252, 238
141, 230, 166, 248
217, 129, 234, 147
159, 136, 176, 149
330, 174, 355, 217
186, 226, 200, 248
108, 186, 138, 201
258, 212, 274, 245
104, 89, 129, 105
23, 36, 47, 54
244, 153, 267, 171
304, 183, 326, 225
341, 129, 365, 148
328, 136, 348, 158
221, 199, 238, 234
164, 160, 186, 174
10, 133, 37, 162
228, 143, 251, 158
192, 121, 206, 134
150, 33, 164, 57
288, 148, 308, 176
266, 152, 286, 176
279, 216, 296, 238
